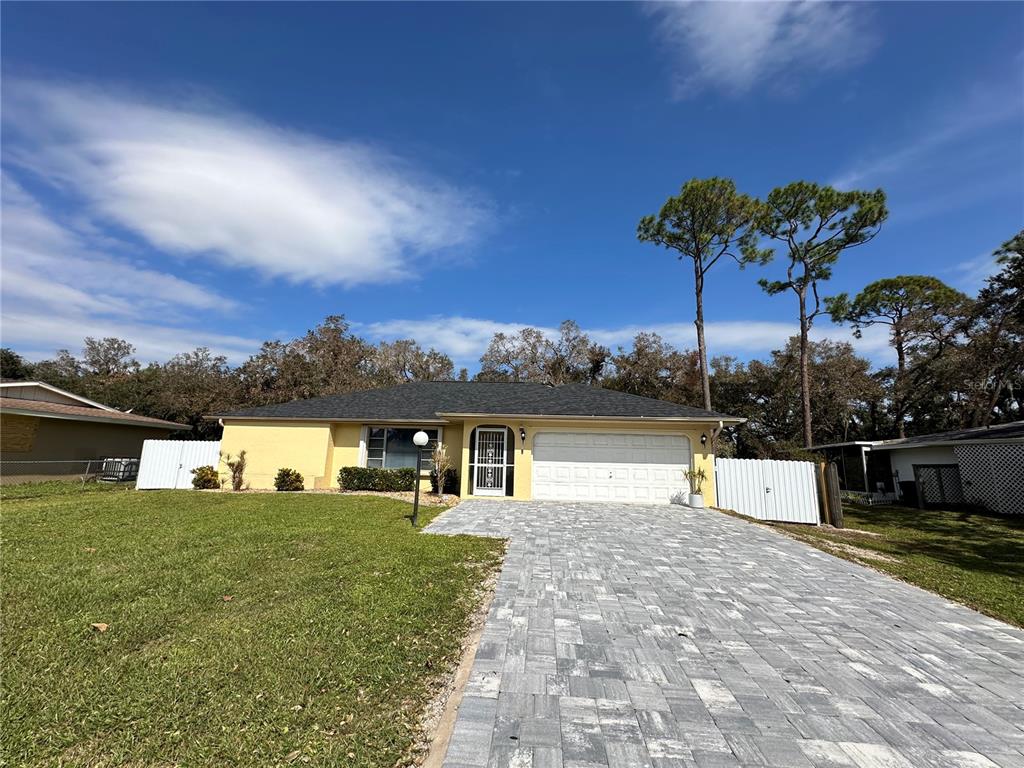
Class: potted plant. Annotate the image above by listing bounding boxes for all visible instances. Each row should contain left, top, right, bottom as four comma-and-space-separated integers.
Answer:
685, 467, 707, 508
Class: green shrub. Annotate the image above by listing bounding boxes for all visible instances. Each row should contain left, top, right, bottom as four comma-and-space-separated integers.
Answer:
191, 465, 220, 490
774, 445, 824, 463
274, 468, 304, 492
338, 466, 417, 492
430, 467, 459, 495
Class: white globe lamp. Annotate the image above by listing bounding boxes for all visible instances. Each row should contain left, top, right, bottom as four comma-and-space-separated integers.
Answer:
410, 430, 430, 527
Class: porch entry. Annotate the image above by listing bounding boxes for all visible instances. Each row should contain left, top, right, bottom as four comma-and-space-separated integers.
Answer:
472, 427, 508, 496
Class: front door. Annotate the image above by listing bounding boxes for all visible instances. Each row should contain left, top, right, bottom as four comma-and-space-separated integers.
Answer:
474, 428, 506, 496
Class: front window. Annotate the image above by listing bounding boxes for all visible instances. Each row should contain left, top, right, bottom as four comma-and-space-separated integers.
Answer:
366, 428, 438, 471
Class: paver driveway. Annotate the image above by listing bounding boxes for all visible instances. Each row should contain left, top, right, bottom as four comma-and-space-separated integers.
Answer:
426, 500, 1024, 768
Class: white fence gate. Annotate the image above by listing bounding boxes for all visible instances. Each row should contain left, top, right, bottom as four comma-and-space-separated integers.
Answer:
715, 458, 820, 524
136, 440, 221, 490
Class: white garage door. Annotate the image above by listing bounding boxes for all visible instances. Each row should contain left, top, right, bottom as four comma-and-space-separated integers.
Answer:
532, 432, 690, 504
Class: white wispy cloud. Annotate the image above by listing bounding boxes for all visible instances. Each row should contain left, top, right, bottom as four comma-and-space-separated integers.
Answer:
1, 176, 259, 363
648, 1, 877, 98
3, 79, 492, 286
948, 250, 1003, 292
3, 310, 262, 365
831, 79, 1023, 193
360, 317, 535, 364
361, 315, 893, 369
2, 176, 234, 317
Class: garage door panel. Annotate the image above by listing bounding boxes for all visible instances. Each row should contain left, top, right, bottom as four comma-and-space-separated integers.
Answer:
532, 431, 690, 504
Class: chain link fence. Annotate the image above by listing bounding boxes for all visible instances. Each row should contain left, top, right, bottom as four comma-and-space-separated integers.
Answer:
1, 458, 140, 487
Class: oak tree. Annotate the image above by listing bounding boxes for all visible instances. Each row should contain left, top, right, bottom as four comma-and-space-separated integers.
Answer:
827, 275, 967, 436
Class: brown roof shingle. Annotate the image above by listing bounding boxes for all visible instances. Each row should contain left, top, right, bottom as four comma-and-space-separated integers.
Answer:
0, 397, 188, 430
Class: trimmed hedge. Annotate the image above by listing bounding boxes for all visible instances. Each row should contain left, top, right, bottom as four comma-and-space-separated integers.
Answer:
274, 468, 304, 492
338, 466, 417, 492
430, 467, 459, 495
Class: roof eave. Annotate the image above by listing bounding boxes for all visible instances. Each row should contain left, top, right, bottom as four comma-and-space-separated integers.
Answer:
872, 437, 1024, 450
210, 415, 450, 424
1, 406, 189, 430
435, 412, 746, 424
809, 441, 881, 450
210, 412, 744, 425
0, 381, 119, 412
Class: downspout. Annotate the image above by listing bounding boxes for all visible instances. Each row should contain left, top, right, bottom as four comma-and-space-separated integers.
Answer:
709, 420, 724, 507
861, 445, 869, 495
710, 420, 724, 450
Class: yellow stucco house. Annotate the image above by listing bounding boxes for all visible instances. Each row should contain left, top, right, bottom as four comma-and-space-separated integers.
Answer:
214, 381, 742, 505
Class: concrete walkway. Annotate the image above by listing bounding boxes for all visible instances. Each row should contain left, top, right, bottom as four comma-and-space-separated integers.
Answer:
426, 500, 1024, 768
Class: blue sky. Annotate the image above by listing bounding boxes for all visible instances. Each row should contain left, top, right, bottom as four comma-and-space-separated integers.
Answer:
2, 2, 1021, 372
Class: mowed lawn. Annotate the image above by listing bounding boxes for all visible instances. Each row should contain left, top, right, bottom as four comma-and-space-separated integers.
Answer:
1, 486, 504, 767
775, 504, 1024, 627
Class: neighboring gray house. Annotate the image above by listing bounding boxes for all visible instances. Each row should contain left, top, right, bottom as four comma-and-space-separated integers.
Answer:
1, 381, 188, 483
813, 421, 1024, 515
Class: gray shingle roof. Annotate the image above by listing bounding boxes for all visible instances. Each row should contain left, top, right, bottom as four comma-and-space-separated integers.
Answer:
872, 420, 1024, 448
215, 381, 740, 422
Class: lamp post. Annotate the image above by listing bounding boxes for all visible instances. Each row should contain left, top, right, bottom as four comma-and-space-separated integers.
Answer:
411, 430, 430, 528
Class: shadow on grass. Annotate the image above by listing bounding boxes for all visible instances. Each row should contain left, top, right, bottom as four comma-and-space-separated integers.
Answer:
842, 504, 1024, 580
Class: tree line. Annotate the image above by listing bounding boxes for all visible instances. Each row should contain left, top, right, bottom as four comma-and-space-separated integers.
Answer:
1, 178, 1019, 454
0, 318, 464, 439
634, 178, 1021, 447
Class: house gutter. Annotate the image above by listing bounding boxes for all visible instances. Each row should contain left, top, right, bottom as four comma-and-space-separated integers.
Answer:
208, 415, 450, 424
435, 412, 746, 424
809, 440, 881, 450
209, 413, 744, 425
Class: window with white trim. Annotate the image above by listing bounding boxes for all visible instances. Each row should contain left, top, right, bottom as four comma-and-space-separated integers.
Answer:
365, 427, 440, 471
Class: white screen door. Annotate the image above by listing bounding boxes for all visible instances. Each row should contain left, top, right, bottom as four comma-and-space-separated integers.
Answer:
474, 428, 506, 496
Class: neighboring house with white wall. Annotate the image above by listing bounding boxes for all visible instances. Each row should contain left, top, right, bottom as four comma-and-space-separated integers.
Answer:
813, 421, 1024, 514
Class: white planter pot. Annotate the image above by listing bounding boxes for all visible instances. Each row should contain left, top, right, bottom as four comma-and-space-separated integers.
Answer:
689, 493, 704, 508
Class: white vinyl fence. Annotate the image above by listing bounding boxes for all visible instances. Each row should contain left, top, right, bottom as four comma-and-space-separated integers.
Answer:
136, 440, 222, 490
715, 458, 820, 524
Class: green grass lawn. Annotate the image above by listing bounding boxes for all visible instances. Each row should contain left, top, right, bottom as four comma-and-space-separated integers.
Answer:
774, 504, 1024, 628
1, 486, 504, 767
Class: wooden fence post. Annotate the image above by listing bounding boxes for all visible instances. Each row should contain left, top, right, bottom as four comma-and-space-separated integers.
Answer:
825, 463, 844, 529
817, 462, 830, 525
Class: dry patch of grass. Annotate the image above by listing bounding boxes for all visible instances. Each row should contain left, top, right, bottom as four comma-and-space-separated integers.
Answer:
811, 538, 900, 563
